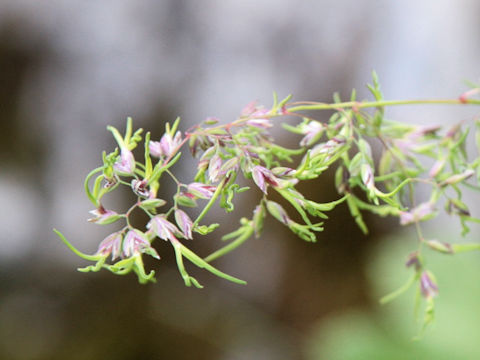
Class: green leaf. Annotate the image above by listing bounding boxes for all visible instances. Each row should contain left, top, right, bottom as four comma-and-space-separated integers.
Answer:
178, 242, 247, 285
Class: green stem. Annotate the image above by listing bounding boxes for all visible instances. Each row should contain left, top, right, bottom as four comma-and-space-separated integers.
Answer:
53, 229, 101, 261
192, 178, 227, 228
287, 98, 480, 113
204, 225, 254, 262
84, 167, 104, 206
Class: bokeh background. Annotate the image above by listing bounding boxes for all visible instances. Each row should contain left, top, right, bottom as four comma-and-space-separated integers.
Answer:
1, 1, 480, 359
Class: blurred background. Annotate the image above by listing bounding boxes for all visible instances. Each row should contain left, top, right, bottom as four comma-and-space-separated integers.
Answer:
1, 1, 480, 359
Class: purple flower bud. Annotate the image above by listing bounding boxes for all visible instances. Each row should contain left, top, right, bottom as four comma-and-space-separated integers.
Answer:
147, 215, 181, 242
252, 165, 279, 194
266, 200, 291, 225
410, 125, 441, 138
246, 118, 273, 129
300, 121, 324, 147
420, 271, 438, 299
360, 163, 375, 190
114, 148, 136, 174
241, 100, 259, 116
174, 209, 193, 239
405, 251, 421, 270
122, 229, 159, 259
428, 158, 446, 178
96, 231, 123, 260
149, 131, 183, 158
149, 140, 163, 158
187, 182, 217, 199
426, 239, 454, 254
399, 202, 435, 225
271, 167, 296, 177
208, 154, 223, 182
252, 204, 266, 237
88, 207, 121, 225
441, 169, 475, 187
310, 137, 345, 158
131, 179, 150, 198
219, 157, 239, 176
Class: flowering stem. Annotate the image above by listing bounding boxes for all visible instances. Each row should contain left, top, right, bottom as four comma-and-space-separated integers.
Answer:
287, 98, 480, 113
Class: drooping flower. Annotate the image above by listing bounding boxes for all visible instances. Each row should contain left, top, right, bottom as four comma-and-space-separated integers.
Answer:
149, 131, 182, 158
114, 148, 136, 174
122, 229, 159, 259
96, 231, 123, 260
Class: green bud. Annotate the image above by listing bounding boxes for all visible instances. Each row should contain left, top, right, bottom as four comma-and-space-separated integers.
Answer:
175, 193, 198, 208
140, 198, 167, 211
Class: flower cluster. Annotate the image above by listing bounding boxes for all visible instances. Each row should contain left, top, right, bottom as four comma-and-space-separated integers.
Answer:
55, 73, 480, 332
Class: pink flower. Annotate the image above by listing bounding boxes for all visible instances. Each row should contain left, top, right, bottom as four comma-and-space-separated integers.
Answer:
420, 271, 438, 298
88, 207, 121, 225
187, 183, 217, 199
208, 154, 223, 182
96, 231, 123, 260
147, 215, 182, 242
360, 163, 375, 191
149, 131, 182, 158
174, 209, 193, 239
241, 100, 259, 116
266, 201, 291, 225
399, 202, 435, 225
246, 118, 273, 129
131, 179, 150, 198
300, 121, 324, 146
122, 229, 159, 259
405, 251, 421, 270
114, 148, 136, 174
251, 165, 279, 194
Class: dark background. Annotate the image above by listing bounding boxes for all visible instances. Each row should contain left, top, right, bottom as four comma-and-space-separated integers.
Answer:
1, 1, 479, 359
